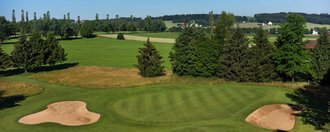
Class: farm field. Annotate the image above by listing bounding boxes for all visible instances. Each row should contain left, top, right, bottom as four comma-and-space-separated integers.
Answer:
0, 37, 317, 131
238, 22, 330, 29
128, 32, 180, 39
95, 32, 317, 45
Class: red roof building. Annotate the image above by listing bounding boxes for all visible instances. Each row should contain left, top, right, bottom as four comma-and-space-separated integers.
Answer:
304, 40, 318, 49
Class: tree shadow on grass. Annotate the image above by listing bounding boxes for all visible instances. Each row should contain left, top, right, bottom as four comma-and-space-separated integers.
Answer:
0, 63, 79, 77
286, 85, 330, 130
0, 41, 17, 45
0, 91, 26, 110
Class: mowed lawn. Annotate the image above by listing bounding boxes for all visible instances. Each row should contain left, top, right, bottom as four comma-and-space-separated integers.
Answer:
0, 37, 317, 131
0, 75, 315, 132
1, 37, 173, 69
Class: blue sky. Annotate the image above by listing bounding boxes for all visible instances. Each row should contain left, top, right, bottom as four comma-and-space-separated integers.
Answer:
1, 0, 329, 21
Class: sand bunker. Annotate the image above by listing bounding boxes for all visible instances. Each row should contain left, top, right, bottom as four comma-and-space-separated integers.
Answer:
19, 101, 100, 126
245, 104, 296, 131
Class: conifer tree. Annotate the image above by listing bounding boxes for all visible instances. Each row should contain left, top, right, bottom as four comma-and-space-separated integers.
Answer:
208, 11, 215, 39
192, 29, 218, 77
44, 33, 67, 66
136, 38, 165, 77
25, 11, 29, 22
312, 27, 330, 83
67, 12, 70, 21
12, 9, 16, 23
169, 27, 198, 76
218, 28, 250, 82
46, 11, 50, 20
11, 34, 41, 72
273, 14, 312, 82
33, 12, 37, 21
249, 27, 277, 82
0, 47, 11, 71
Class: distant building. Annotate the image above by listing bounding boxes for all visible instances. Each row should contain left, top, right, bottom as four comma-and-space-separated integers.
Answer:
304, 40, 318, 49
262, 23, 266, 26
312, 30, 319, 35
268, 21, 273, 26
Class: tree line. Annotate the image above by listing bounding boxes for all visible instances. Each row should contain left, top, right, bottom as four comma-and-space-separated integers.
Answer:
255, 12, 330, 24
170, 12, 330, 83
138, 12, 330, 84
0, 30, 67, 73
150, 12, 330, 26
0, 10, 167, 42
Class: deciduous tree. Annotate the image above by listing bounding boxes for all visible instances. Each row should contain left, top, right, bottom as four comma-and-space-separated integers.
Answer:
273, 14, 312, 82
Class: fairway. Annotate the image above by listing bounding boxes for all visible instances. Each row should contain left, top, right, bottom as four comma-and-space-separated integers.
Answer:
1, 37, 173, 68
0, 74, 315, 131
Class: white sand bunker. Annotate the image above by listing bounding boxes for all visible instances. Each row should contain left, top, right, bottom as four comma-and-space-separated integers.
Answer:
19, 101, 100, 126
245, 104, 296, 131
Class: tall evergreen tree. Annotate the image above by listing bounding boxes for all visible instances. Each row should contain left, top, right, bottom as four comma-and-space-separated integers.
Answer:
95, 13, 99, 21
21, 10, 25, 22
273, 14, 312, 82
218, 28, 250, 82
192, 29, 218, 77
12, 9, 16, 23
67, 12, 70, 21
33, 12, 37, 21
46, 11, 50, 20
25, 11, 29, 22
106, 14, 109, 20
136, 38, 165, 77
11, 34, 40, 72
44, 33, 67, 66
208, 11, 215, 39
311, 27, 330, 83
169, 27, 198, 76
248, 27, 277, 82
0, 47, 11, 71
28, 30, 44, 66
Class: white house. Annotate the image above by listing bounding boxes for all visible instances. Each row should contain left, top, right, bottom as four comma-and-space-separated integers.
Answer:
268, 21, 273, 26
312, 30, 319, 35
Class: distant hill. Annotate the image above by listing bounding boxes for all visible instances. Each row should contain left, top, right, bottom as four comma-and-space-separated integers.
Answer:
255, 12, 330, 24
152, 12, 330, 26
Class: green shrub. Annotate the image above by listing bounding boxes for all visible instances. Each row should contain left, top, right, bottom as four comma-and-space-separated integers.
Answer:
117, 33, 125, 40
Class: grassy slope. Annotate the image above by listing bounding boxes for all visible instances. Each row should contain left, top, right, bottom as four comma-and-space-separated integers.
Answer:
0, 38, 317, 131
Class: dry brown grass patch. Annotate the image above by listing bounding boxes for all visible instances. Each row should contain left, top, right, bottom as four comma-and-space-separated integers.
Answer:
250, 82, 307, 89
0, 80, 43, 97
32, 66, 307, 89
33, 66, 174, 88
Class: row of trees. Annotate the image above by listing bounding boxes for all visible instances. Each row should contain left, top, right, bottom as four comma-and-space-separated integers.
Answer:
169, 12, 330, 83
0, 30, 66, 73
255, 12, 330, 24
0, 10, 168, 42
93, 15, 166, 33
